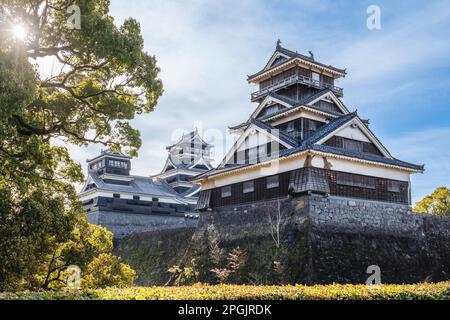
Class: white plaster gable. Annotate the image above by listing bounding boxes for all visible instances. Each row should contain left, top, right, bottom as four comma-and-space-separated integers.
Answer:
305, 91, 350, 114
316, 117, 393, 159
81, 174, 97, 193
189, 156, 213, 170
250, 95, 293, 119
334, 125, 371, 142
219, 123, 293, 168
268, 108, 330, 127
263, 51, 291, 71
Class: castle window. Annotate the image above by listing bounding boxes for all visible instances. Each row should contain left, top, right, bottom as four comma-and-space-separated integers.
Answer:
152, 197, 159, 202
265, 105, 278, 116
387, 181, 401, 193
312, 72, 320, 83
108, 159, 127, 169
133, 195, 140, 200
235, 150, 246, 164
336, 172, 376, 189
343, 138, 363, 153
221, 186, 232, 198
248, 146, 259, 164
303, 119, 325, 139
266, 175, 279, 189
286, 121, 295, 136
113, 193, 120, 198
266, 142, 272, 157
244, 149, 250, 164
243, 181, 255, 193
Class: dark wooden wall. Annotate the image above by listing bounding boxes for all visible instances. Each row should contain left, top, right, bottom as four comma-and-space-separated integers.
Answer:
205, 168, 409, 209
324, 136, 383, 156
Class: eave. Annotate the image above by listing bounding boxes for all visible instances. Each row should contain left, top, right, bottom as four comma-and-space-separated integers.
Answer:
248, 57, 346, 83
193, 148, 423, 184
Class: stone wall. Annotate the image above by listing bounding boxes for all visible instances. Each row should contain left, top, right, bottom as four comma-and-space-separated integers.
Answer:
87, 210, 198, 239
115, 194, 450, 285
197, 194, 450, 284
301, 196, 450, 283
114, 227, 197, 285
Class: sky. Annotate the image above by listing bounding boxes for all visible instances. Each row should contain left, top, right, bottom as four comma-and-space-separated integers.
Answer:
62, 0, 450, 204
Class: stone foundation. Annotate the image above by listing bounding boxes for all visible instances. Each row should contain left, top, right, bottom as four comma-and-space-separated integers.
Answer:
197, 195, 450, 284
115, 194, 449, 285
88, 210, 198, 239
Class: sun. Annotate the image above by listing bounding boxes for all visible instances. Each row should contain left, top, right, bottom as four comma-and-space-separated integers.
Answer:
12, 24, 27, 40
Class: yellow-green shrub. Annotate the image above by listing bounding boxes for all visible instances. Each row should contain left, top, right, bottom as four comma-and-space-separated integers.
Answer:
2, 282, 449, 300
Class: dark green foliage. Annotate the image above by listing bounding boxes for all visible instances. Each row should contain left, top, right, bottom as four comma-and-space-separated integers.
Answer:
0, 0, 162, 290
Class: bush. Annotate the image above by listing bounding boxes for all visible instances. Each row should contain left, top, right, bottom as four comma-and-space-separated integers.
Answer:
83, 254, 136, 289
2, 282, 449, 300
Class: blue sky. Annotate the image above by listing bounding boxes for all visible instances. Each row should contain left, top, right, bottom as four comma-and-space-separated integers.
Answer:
66, 0, 450, 204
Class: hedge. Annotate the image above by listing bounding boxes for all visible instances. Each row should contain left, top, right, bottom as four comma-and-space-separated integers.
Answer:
1, 282, 449, 300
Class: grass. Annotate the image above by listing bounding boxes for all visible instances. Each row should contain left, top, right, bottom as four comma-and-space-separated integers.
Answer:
1, 282, 449, 300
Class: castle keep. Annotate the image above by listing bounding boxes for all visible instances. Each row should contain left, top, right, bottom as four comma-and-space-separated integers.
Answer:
193, 41, 423, 210
87, 42, 449, 284
182, 42, 448, 284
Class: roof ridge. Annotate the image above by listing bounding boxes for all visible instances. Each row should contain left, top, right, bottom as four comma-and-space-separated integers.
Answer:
248, 45, 346, 80
310, 144, 424, 171
276, 44, 314, 62
295, 88, 332, 106
299, 112, 357, 148
268, 92, 298, 105
251, 118, 298, 147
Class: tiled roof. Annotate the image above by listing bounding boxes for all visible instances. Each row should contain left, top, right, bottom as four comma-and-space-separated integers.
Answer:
87, 149, 131, 163
257, 89, 345, 121
165, 154, 213, 171
279, 112, 423, 171
251, 118, 298, 147
230, 89, 344, 129
166, 130, 211, 150
308, 145, 424, 171
180, 184, 201, 197
195, 189, 211, 210
192, 164, 246, 181
228, 122, 250, 131
248, 45, 346, 80
88, 171, 181, 198
267, 92, 299, 105
289, 167, 330, 194
298, 113, 357, 147
298, 88, 333, 106
195, 113, 423, 180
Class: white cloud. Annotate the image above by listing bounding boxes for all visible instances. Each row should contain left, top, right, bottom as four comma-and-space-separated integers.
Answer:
384, 127, 450, 204
334, 1, 450, 103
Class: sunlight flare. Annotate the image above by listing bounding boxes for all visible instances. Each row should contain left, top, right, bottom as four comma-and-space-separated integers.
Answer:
12, 24, 27, 40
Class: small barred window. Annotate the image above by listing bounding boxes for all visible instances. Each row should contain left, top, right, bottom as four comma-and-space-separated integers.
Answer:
266, 175, 279, 189
243, 181, 255, 193
336, 172, 376, 189
221, 186, 232, 198
387, 181, 402, 193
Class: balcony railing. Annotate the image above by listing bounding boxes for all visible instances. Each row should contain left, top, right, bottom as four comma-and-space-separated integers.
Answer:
251, 74, 343, 101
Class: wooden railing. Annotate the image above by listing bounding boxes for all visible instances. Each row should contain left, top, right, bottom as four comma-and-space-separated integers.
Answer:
251, 74, 343, 101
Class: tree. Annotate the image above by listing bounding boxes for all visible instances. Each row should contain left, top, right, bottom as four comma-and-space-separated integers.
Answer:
414, 187, 450, 217
263, 201, 284, 248
0, 0, 162, 290
83, 253, 136, 289
40, 216, 113, 290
